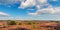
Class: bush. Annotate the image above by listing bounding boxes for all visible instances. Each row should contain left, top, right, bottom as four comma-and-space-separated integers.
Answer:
7, 21, 16, 25
56, 21, 60, 23
26, 22, 32, 25
33, 22, 36, 24
19, 23, 22, 25
33, 25, 36, 29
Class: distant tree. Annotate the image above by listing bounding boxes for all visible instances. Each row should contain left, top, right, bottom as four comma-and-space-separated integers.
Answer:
50, 21, 54, 22
16, 28, 30, 30
26, 22, 32, 25
19, 22, 22, 25
7, 21, 16, 25
33, 22, 36, 24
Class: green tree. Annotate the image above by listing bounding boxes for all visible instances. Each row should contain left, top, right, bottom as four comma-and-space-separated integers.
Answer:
7, 21, 16, 25
26, 22, 32, 25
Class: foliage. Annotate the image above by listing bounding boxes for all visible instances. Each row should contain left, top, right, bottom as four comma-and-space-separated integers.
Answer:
33, 22, 36, 24
33, 25, 36, 29
55, 21, 60, 23
19, 22, 22, 25
7, 20, 16, 25
26, 22, 32, 25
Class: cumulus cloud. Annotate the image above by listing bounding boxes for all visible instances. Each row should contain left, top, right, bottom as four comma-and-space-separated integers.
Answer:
19, 0, 52, 16
18, 0, 60, 16
19, 0, 48, 8
0, 0, 60, 16
19, 0, 36, 8
28, 5, 60, 16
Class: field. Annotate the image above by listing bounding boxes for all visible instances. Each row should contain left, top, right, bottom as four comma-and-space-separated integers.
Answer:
0, 20, 60, 30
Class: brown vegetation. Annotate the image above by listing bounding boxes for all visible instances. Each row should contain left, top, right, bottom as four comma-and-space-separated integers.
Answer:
0, 20, 60, 30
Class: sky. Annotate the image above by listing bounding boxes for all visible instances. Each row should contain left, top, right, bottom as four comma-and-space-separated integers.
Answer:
0, 0, 60, 20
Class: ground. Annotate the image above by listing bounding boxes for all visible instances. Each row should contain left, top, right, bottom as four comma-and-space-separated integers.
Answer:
0, 20, 59, 30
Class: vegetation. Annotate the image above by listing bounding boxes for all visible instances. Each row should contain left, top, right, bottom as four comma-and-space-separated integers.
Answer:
0, 20, 60, 30
33, 24, 37, 29
32, 22, 36, 24
55, 21, 60, 23
7, 20, 16, 25
26, 22, 32, 25
19, 22, 22, 25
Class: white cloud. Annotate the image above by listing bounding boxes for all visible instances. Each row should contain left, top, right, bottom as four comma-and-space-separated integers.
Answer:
28, 5, 60, 16
0, 12, 11, 20
19, 0, 48, 8
54, 7, 60, 13
0, 0, 20, 6
28, 12, 38, 16
19, 0, 60, 16
37, 0, 47, 3
0, 0, 60, 16
18, 0, 60, 16
52, 0, 58, 1
0, 12, 9, 16
20, 0, 56, 15
19, 0, 36, 8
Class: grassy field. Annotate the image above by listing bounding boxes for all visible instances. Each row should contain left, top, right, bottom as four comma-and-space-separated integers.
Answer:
0, 20, 59, 30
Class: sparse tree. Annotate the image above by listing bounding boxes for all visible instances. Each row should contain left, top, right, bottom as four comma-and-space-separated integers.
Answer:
19, 22, 22, 25
26, 22, 32, 25
7, 21, 16, 25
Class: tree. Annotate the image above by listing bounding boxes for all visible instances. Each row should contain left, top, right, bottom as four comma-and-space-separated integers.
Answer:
26, 22, 32, 25
7, 21, 16, 25
19, 22, 22, 25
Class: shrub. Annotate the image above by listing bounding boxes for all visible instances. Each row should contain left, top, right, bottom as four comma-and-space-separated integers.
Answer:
19, 23, 22, 25
26, 22, 32, 25
33, 22, 36, 24
56, 21, 60, 23
7, 21, 16, 25
33, 25, 36, 29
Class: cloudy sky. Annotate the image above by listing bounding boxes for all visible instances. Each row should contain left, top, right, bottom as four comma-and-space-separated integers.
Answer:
0, 0, 60, 20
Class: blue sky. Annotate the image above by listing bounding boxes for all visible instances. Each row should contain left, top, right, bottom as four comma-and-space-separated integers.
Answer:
0, 0, 60, 20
